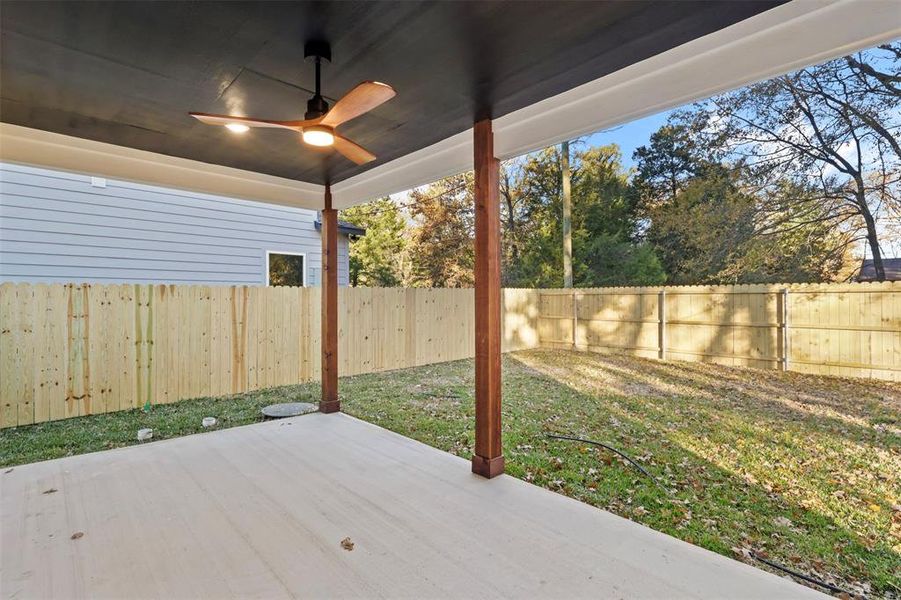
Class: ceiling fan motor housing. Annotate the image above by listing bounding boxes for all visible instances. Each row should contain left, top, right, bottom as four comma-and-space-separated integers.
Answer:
306, 94, 329, 120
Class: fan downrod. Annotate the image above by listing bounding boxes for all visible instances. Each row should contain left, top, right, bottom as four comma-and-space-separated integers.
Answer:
304, 40, 332, 120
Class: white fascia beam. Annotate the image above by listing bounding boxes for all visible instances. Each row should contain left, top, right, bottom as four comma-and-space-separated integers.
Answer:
331, 0, 901, 209
0, 123, 325, 209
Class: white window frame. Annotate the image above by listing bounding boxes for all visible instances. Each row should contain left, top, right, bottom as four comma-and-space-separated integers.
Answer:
265, 250, 307, 287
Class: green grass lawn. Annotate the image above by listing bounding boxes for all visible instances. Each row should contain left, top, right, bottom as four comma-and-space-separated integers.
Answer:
2, 349, 899, 596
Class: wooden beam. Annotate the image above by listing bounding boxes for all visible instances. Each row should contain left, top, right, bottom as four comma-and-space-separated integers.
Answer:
320, 184, 340, 413
472, 119, 504, 478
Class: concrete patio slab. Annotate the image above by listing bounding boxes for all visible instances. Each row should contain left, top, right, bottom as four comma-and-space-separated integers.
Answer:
1, 413, 824, 599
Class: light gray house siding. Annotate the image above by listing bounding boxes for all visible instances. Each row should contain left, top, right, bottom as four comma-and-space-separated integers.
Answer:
0, 162, 349, 286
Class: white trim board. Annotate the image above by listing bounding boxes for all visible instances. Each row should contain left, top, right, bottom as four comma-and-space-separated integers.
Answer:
0, 124, 325, 210
1, 0, 897, 211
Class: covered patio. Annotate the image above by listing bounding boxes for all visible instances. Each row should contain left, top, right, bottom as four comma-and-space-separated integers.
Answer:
2, 412, 823, 599
1, 0, 898, 597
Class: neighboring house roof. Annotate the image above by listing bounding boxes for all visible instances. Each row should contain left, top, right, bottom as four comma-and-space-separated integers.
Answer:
315, 219, 366, 237
858, 258, 901, 281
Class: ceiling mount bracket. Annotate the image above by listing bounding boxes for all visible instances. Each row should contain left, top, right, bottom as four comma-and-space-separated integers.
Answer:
304, 40, 331, 63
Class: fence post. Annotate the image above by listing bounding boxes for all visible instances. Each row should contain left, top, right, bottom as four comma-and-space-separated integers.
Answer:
571, 290, 578, 350
658, 289, 667, 360
780, 288, 790, 372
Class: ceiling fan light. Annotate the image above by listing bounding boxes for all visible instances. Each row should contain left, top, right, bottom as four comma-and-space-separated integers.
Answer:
225, 123, 250, 133
303, 125, 335, 147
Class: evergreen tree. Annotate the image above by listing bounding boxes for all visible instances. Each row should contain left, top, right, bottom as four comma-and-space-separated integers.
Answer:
341, 197, 407, 287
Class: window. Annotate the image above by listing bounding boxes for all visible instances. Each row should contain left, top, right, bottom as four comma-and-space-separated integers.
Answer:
266, 251, 306, 287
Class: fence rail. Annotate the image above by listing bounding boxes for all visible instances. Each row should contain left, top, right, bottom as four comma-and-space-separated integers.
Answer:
537, 282, 900, 380
1, 281, 897, 428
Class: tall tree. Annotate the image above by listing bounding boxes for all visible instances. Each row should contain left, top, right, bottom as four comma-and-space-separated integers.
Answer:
505, 143, 665, 287
501, 146, 565, 287
341, 197, 407, 287
694, 43, 900, 280
635, 133, 857, 284
720, 180, 858, 282
632, 124, 714, 210
643, 165, 757, 284
407, 174, 475, 287
573, 146, 665, 286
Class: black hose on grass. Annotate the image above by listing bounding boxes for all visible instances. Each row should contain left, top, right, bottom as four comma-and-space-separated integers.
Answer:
547, 434, 853, 596
546, 433, 669, 493
750, 553, 851, 596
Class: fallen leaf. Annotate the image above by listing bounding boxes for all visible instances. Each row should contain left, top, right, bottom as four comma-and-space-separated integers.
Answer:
71, 532, 84, 540
772, 516, 792, 527
340, 537, 354, 551
868, 503, 880, 513
42, 488, 58, 495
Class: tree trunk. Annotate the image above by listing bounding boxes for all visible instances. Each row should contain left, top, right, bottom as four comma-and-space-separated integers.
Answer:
857, 190, 885, 281
502, 173, 519, 264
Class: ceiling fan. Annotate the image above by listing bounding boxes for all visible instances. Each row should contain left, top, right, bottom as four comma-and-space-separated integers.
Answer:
189, 41, 395, 165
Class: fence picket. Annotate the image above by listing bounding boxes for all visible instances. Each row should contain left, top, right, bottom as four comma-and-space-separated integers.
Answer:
0, 282, 897, 427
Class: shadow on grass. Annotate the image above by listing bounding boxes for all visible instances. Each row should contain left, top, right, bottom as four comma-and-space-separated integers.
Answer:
341, 352, 899, 597
540, 348, 899, 446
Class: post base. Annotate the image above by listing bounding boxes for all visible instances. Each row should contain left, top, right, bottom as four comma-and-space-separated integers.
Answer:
319, 400, 341, 414
471, 454, 505, 478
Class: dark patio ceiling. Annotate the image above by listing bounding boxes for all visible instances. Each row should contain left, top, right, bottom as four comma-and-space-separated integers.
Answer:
0, 1, 782, 186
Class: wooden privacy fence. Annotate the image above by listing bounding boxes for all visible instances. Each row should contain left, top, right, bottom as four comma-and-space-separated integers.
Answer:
1, 281, 898, 428
538, 282, 900, 381
0, 284, 540, 428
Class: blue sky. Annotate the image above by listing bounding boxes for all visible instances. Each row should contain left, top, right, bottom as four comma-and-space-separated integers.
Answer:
580, 110, 674, 171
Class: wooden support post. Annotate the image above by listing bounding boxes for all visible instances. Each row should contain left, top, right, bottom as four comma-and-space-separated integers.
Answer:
472, 119, 504, 479
320, 184, 339, 413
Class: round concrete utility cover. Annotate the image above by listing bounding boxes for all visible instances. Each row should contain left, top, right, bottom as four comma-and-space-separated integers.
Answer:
261, 402, 317, 418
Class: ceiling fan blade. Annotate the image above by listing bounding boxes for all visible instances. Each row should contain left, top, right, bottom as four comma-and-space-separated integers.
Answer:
189, 112, 318, 131
321, 81, 396, 127
333, 134, 376, 165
